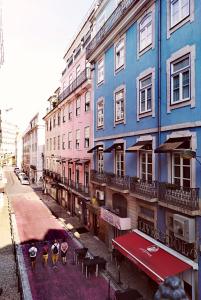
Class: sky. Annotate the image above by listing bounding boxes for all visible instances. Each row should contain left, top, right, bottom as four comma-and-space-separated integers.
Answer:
0, 0, 94, 132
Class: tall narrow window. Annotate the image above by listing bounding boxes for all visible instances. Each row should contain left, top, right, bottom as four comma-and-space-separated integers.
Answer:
140, 152, 152, 182
115, 38, 125, 71
84, 126, 90, 148
68, 103, 73, 120
76, 98, 81, 116
97, 58, 104, 84
53, 115, 56, 127
85, 92, 90, 112
171, 55, 190, 105
170, 0, 190, 28
76, 65, 81, 78
58, 112, 60, 126
97, 150, 104, 173
69, 74, 73, 85
139, 75, 152, 114
115, 150, 124, 177
62, 134, 65, 150
115, 89, 125, 123
62, 107, 66, 123
97, 99, 104, 128
75, 129, 80, 149
53, 137, 56, 150
139, 13, 152, 52
68, 132, 72, 149
58, 135, 60, 150
172, 154, 191, 188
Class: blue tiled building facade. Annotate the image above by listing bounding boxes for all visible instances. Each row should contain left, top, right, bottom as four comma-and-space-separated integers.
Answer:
86, 0, 201, 299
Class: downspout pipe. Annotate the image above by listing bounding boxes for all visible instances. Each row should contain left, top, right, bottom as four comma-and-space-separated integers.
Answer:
157, 0, 161, 184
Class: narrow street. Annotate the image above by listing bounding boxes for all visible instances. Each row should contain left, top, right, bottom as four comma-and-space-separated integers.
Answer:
4, 167, 115, 300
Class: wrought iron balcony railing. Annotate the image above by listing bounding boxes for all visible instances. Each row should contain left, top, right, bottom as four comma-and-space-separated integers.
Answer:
130, 178, 158, 199
86, 0, 136, 59
68, 179, 90, 197
90, 170, 109, 185
110, 175, 130, 191
159, 183, 199, 211
59, 68, 91, 102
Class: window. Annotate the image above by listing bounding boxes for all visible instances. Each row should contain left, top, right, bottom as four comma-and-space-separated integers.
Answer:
49, 118, 52, 131
170, 0, 189, 28
97, 99, 104, 128
115, 89, 125, 123
58, 135, 60, 150
97, 58, 104, 84
115, 38, 125, 71
171, 55, 190, 105
46, 139, 48, 151
85, 92, 90, 112
46, 121, 48, 131
172, 153, 191, 188
68, 132, 72, 149
58, 112, 60, 126
68, 103, 73, 120
50, 138, 52, 151
62, 108, 66, 123
115, 150, 124, 177
69, 74, 73, 85
75, 129, 80, 149
84, 126, 90, 148
53, 115, 56, 127
139, 75, 152, 113
53, 137, 56, 150
140, 152, 152, 182
139, 13, 152, 52
76, 65, 81, 78
62, 134, 65, 150
76, 98, 81, 116
97, 150, 104, 173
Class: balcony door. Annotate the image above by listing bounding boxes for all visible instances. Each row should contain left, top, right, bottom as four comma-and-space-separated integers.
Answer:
172, 153, 191, 188
115, 150, 124, 177
140, 151, 152, 182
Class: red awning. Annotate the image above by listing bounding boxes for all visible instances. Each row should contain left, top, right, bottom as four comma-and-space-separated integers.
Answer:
112, 232, 191, 284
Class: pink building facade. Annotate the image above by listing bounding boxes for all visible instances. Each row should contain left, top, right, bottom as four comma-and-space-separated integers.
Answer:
43, 8, 95, 226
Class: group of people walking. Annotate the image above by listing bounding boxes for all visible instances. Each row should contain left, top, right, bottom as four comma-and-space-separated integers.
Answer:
28, 239, 68, 270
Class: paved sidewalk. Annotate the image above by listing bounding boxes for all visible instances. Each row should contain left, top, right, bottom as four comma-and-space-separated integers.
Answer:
35, 188, 155, 300
0, 193, 20, 300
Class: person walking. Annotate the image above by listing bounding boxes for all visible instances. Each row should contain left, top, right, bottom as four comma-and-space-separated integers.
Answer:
51, 239, 60, 267
42, 241, 49, 266
28, 243, 37, 270
60, 239, 68, 265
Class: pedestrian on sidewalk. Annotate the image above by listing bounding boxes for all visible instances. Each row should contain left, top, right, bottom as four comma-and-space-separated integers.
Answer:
42, 241, 49, 267
28, 243, 37, 270
51, 239, 60, 267
60, 239, 68, 265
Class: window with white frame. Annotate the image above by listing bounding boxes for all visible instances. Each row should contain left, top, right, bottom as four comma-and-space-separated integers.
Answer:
85, 92, 90, 112
97, 150, 104, 173
62, 134, 65, 150
115, 38, 125, 71
58, 135, 60, 150
76, 65, 81, 78
140, 151, 152, 182
84, 126, 90, 148
69, 74, 73, 85
97, 58, 104, 84
46, 139, 49, 151
171, 54, 190, 105
97, 99, 104, 128
58, 112, 60, 126
68, 132, 72, 149
139, 75, 152, 113
170, 0, 190, 28
139, 13, 152, 52
68, 103, 73, 120
115, 89, 125, 123
115, 150, 124, 177
76, 97, 81, 116
53, 137, 56, 150
172, 153, 191, 188
62, 107, 66, 122
75, 129, 80, 149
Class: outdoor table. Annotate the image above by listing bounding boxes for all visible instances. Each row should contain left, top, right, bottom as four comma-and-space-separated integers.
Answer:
82, 257, 106, 278
114, 288, 143, 300
73, 247, 88, 264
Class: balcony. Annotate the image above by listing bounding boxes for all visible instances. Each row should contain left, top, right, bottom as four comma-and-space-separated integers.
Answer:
86, 0, 136, 59
59, 68, 90, 102
130, 178, 158, 202
68, 180, 90, 198
90, 170, 108, 186
159, 183, 200, 213
110, 175, 130, 193
100, 207, 131, 230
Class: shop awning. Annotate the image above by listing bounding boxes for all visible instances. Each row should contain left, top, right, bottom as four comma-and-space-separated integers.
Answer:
112, 232, 192, 284
155, 137, 190, 153
87, 144, 103, 153
76, 159, 90, 165
126, 141, 152, 152
104, 143, 123, 153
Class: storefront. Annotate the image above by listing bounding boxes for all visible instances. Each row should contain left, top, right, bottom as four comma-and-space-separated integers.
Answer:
112, 230, 198, 300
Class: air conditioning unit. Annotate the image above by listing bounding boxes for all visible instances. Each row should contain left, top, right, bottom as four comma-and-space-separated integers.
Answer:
173, 214, 195, 243
96, 189, 104, 201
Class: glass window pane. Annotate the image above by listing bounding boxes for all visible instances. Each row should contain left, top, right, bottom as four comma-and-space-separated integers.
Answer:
174, 154, 180, 165
174, 166, 180, 177
183, 179, 190, 188
181, 0, 190, 19
183, 166, 190, 179
147, 164, 152, 174
182, 70, 190, 99
183, 158, 190, 165
174, 178, 180, 186
171, 0, 179, 27
173, 57, 189, 72
141, 77, 151, 88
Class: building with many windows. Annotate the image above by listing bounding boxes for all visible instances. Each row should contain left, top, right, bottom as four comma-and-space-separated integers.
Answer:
22, 113, 45, 183
86, 0, 201, 299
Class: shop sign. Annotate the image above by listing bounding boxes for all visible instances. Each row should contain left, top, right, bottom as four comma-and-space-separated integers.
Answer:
100, 207, 131, 230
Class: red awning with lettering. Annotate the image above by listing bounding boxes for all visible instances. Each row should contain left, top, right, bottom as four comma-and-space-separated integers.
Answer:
112, 232, 191, 284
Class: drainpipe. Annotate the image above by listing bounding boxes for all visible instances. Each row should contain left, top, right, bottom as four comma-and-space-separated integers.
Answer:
157, 0, 161, 186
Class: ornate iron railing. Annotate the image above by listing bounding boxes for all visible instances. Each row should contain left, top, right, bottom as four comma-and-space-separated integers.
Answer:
110, 175, 130, 191
90, 170, 110, 184
159, 183, 199, 211
130, 179, 158, 199
58, 68, 90, 101
68, 179, 90, 197
86, 0, 136, 59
